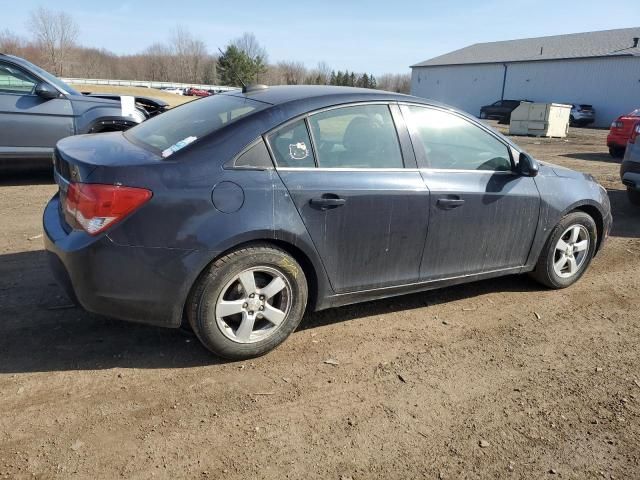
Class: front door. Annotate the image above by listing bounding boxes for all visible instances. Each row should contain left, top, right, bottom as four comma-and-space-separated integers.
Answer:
269, 104, 430, 293
401, 104, 541, 280
0, 60, 74, 159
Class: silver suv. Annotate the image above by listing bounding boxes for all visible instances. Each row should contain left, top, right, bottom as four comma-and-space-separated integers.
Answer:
570, 104, 595, 127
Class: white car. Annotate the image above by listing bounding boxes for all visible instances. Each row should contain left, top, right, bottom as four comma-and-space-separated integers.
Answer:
164, 87, 184, 95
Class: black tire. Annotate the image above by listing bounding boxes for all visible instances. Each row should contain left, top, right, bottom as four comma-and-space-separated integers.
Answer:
609, 146, 625, 159
569, 115, 575, 127
187, 244, 308, 360
530, 212, 598, 289
628, 187, 640, 206
498, 113, 511, 125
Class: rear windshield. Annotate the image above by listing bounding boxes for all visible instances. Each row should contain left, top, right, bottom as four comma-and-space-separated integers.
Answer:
125, 94, 267, 157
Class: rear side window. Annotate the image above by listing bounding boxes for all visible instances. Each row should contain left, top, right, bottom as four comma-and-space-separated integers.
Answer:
268, 120, 316, 168
406, 106, 512, 171
125, 94, 267, 156
308, 104, 403, 168
0, 63, 37, 94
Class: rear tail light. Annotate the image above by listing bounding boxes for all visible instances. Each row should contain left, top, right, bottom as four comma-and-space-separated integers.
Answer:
63, 183, 152, 235
630, 123, 640, 144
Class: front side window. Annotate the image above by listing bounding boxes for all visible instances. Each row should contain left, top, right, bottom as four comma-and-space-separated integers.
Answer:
0, 63, 37, 94
406, 106, 512, 171
125, 94, 267, 156
308, 104, 404, 169
268, 119, 315, 168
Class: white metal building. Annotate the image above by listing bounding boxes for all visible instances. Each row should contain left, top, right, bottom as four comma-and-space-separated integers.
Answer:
410, 28, 640, 127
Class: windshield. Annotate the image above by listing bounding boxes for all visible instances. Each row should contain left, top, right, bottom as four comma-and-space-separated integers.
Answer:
125, 94, 267, 157
17, 58, 80, 95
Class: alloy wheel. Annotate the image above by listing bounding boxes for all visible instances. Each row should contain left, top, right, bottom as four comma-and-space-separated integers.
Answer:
553, 225, 590, 278
215, 266, 292, 344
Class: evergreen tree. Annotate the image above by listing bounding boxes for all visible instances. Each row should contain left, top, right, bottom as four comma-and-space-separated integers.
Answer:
217, 45, 254, 86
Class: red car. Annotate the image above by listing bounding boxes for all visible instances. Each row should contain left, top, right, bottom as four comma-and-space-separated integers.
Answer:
607, 109, 640, 158
184, 87, 211, 97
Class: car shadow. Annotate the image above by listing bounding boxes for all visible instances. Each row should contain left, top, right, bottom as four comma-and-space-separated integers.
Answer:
0, 166, 54, 186
561, 152, 621, 164
0, 249, 541, 375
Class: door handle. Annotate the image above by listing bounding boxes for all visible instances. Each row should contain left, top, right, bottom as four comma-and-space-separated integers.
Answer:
437, 197, 465, 210
310, 195, 346, 210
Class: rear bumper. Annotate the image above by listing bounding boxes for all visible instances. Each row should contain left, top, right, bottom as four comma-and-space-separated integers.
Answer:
43, 194, 202, 328
607, 133, 628, 148
571, 113, 594, 124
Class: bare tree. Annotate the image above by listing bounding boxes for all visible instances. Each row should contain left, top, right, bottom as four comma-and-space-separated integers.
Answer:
170, 26, 210, 83
0, 29, 25, 55
27, 7, 79, 76
139, 43, 172, 81
376, 73, 411, 94
304, 61, 332, 85
233, 32, 267, 63
276, 61, 307, 85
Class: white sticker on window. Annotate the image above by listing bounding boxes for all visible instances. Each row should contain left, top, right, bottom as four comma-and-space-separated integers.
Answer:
289, 142, 309, 160
161, 136, 198, 158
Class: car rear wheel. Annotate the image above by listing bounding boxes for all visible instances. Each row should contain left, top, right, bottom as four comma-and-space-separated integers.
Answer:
609, 146, 625, 159
530, 212, 597, 289
628, 187, 640, 206
187, 244, 308, 359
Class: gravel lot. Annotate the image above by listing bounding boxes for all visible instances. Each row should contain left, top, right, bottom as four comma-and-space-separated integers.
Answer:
0, 124, 638, 479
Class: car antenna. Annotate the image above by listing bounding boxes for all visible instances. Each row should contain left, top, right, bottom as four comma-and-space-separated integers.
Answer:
217, 47, 247, 91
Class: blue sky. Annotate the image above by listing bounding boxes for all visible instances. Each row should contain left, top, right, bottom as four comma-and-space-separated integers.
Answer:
3, 0, 639, 74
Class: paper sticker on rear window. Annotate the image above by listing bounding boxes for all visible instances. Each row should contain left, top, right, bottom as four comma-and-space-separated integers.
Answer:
162, 136, 197, 158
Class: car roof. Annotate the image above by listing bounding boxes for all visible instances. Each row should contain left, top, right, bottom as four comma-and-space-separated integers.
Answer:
0, 53, 29, 67
224, 85, 424, 107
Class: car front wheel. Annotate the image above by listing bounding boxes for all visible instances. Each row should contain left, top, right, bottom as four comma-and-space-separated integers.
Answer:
187, 244, 308, 359
530, 212, 598, 289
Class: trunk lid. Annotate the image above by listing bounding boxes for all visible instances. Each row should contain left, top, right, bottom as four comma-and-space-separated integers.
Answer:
619, 116, 639, 136
53, 132, 161, 232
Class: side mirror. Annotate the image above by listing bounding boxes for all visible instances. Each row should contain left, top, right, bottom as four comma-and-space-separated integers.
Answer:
35, 82, 59, 100
518, 152, 539, 177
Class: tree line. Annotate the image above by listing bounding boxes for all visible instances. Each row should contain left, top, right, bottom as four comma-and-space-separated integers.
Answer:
0, 7, 411, 93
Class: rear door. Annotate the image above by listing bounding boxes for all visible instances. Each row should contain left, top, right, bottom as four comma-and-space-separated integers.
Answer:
401, 104, 541, 280
0, 60, 74, 159
269, 103, 430, 293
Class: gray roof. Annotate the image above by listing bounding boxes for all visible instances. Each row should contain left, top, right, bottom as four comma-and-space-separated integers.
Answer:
412, 27, 640, 68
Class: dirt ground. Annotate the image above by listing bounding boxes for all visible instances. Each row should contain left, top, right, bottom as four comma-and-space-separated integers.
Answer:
0, 124, 638, 480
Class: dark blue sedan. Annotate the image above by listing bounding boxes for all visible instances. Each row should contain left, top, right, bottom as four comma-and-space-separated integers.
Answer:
44, 85, 612, 359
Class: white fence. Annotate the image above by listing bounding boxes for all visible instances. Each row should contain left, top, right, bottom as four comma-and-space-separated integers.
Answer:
61, 77, 238, 92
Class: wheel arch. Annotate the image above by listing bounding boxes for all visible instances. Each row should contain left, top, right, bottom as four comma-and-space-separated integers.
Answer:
569, 204, 604, 253
180, 237, 327, 328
